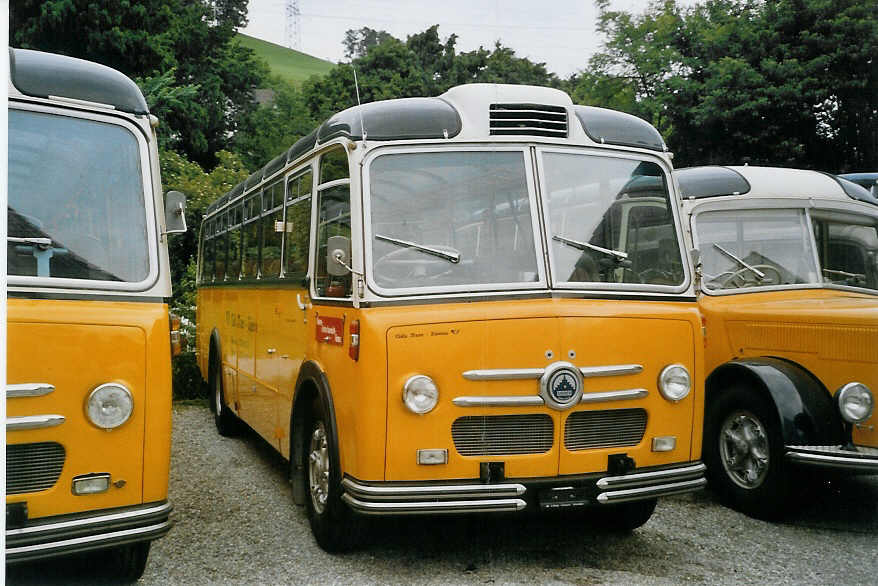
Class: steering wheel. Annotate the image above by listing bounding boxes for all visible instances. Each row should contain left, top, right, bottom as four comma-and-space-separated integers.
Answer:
372, 246, 456, 286
720, 264, 783, 289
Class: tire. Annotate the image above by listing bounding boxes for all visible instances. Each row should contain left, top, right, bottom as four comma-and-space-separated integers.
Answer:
210, 355, 238, 437
304, 399, 361, 552
592, 498, 657, 532
106, 541, 150, 583
704, 385, 790, 520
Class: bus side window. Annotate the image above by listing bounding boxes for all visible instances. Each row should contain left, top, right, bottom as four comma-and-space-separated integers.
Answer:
262, 180, 284, 278
214, 211, 228, 282
285, 169, 313, 279
227, 204, 243, 280
203, 219, 215, 282
242, 193, 262, 279
314, 147, 351, 297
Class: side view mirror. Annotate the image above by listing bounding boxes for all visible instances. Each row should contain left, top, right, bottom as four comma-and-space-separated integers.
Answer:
327, 235, 352, 276
164, 191, 187, 234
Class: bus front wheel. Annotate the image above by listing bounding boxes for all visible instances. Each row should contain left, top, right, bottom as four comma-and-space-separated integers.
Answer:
704, 385, 790, 519
304, 400, 361, 552
107, 541, 150, 583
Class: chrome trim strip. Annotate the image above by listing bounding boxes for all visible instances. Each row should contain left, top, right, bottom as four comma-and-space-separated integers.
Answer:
579, 364, 643, 378
7, 383, 55, 398
341, 477, 526, 500
786, 450, 878, 471
452, 395, 545, 407
597, 478, 707, 504
6, 415, 65, 431
452, 389, 648, 407
462, 363, 643, 382
6, 520, 172, 557
462, 368, 544, 381
6, 502, 173, 536
579, 389, 648, 404
342, 494, 527, 515
596, 463, 706, 490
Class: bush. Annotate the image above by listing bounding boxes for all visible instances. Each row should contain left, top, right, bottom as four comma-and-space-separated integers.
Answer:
172, 352, 206, 400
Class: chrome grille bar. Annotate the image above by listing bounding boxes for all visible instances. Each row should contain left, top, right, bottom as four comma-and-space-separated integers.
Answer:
7, 415, 65, 431
580, 389, 648, 403
7, 383, 55, 398
453, 396, 544, 407
462, 363, 643, 381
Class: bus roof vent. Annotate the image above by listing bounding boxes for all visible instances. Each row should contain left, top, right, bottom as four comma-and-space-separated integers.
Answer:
489, 103, 567, 138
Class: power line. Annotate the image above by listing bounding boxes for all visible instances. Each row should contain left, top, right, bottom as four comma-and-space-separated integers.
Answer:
298, 12, 595, 33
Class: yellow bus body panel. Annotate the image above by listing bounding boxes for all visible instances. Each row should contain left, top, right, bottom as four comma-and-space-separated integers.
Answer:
700, 288, 878, 448
6, 298, 172, 518
198, 287, 704, 483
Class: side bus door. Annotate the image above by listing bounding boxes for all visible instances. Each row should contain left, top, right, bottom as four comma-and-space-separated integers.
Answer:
275, 166, 314, 457
304, 147, 358, 460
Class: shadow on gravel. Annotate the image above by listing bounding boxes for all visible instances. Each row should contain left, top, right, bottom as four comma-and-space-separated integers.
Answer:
7, 549, 130, 585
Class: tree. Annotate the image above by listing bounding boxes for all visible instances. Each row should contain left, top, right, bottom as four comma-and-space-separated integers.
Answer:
584, 0, 878, 171
342, 27, 395, 59
11, 0, 268, 168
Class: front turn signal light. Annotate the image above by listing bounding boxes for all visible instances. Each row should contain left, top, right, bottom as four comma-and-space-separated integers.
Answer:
170, 312, 185, 357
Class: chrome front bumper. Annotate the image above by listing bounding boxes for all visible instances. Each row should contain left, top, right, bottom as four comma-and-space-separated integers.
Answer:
5, 501, 173, 563
786, 445, 878, 473
341, 462, 706, 515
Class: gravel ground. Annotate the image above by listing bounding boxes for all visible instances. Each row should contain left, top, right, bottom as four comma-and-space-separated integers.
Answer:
9, 402, 878, 585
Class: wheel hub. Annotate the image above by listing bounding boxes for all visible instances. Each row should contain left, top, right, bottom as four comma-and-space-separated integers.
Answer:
719, 411, 769, 489
308, 422, 330, 514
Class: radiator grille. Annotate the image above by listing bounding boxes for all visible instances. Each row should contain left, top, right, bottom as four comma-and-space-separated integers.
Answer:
7, 442, 66, 495
565, 408, 647, 451
489, 103, 567, 138
452, 414, 554, 456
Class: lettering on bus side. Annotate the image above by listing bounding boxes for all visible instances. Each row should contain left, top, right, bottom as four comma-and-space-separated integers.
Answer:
315, 316, 344, 345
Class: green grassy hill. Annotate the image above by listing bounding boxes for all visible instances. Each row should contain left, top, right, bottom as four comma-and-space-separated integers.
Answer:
236, 33, 335, 85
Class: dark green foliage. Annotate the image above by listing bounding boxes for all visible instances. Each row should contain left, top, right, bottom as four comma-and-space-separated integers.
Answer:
172, 351, 206, 400
575, 0, 878, 171
343, 27, 395, 59
11, 0, 267, 168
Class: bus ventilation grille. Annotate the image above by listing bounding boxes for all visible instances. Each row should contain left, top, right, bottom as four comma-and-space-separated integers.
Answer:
564, 408, 647, 451
452, 414, 553, 456
489, 103, 568, 138
6, 442, 66, 495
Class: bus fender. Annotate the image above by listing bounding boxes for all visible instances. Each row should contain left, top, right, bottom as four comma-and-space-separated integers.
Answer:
706, 357, 844, 446
289, 361, 339, 506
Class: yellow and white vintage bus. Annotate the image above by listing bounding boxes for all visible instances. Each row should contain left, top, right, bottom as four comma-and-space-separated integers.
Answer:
677, 166, 878, 519
196, 84, 706, 551
6, 49, 183, 579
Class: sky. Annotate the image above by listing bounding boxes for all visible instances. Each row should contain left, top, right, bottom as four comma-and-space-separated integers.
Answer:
241, 0, 692, 78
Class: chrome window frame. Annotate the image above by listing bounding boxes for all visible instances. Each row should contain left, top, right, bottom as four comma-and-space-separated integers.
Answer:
310, 145, 354, 302
361, 144, 548, 298
8, 102, 160, 292
280, 162, 315, 280
536, 146, 692, 295
690, 197, 878, 297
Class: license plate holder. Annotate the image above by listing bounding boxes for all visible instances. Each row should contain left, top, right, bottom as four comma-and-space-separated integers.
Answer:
539, 486, 591, 510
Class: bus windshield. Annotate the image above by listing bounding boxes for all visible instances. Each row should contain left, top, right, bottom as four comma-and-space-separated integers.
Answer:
695, 209, 820, 291
368, 150, 541, 291
7, 109, 150, 283
542, 153, 685, 287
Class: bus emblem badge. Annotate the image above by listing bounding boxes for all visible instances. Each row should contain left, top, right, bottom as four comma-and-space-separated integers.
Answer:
540, 362, 583, 410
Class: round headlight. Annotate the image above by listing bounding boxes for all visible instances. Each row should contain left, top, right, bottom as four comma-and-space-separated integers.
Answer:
658, 364, 691, 402
403, 375, 439, 414
836, 382, 874, 424
86, 383, 134, 429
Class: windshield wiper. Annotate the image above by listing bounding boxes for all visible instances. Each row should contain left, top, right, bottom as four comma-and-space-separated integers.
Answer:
374, 234, 460, 264
823, 268, 865, 280
7, 236, 53, 248
713, 244, 765, 280
552, 234, 628, 261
